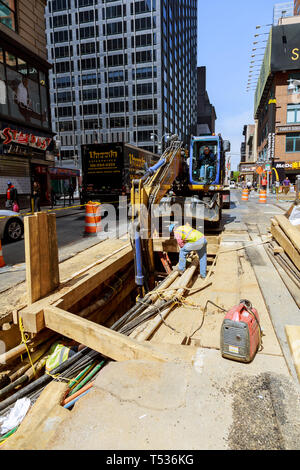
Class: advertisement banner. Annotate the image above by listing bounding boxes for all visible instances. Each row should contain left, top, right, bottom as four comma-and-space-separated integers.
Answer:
271, 24, 300, 72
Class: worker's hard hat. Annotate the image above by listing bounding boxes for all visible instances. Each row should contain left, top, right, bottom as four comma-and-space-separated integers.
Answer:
7, 181, 11, 185
169, 224, 176, 233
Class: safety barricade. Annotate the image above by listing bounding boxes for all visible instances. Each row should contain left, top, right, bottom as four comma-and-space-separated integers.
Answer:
259, 190, 267, 204
241, 189, 249, 202
84, 202, 102, 236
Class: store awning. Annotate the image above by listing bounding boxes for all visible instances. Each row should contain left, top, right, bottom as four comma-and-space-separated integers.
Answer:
49, 168, 80, 178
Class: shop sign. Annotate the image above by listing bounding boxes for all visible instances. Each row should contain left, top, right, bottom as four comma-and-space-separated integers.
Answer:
0, 127, 52, 151
276, 125, 300, 134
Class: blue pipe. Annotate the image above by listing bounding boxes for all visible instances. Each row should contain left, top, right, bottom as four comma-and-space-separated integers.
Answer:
142, 158, 166, 180
63, 389, 91, 410
135, 230, 144, 287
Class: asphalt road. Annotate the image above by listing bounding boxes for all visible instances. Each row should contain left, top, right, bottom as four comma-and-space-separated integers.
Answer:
0, 190, 292, 293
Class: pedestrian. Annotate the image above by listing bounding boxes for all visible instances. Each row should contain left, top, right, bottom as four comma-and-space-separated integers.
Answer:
51, 187, 56, 209
261, 175, 268, 191
68, 184, 75, 206
5, 181, 18, 210
169, 223, 207, 279
275, 180, 280, 201
283, 177, 291, 195
33, 181, 41, 212
247, 181, 252, 191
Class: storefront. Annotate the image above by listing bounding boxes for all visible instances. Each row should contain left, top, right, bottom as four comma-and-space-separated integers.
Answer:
48, 167, 80, 199
0, 37, 54, 209
239, 163, 258, 184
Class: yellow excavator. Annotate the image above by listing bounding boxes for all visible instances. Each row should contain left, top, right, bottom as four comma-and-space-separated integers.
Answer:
130, 134, 230, 294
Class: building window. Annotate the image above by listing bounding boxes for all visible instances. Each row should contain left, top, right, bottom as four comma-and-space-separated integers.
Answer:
0, 0, 17, 31
286, 133, 300, 153
287, 104, 300, 124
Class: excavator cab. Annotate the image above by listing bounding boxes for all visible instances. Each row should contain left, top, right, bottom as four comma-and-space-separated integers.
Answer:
190, 138, 220, 185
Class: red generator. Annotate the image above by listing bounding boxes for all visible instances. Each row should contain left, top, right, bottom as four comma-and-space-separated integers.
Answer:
220, 300, 261, 363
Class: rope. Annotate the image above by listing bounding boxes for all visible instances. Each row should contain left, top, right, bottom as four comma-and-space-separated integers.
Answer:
18, 317, 36, 377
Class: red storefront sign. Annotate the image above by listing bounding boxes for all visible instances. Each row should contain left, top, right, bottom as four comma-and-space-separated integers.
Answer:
0, 127, 52, 151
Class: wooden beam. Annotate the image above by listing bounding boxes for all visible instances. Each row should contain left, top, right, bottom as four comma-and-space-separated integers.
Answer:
25, 213, 59, 305
285, 325, 300, 383
44, 306, 173, 363
271, 225, 300, 271
153, 238, 219, 256
275, 215, 300, 253
20, 244, 133, 333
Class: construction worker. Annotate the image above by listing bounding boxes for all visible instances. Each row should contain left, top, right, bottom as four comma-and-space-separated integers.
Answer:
5, 181, 18, 210
169, 223, 207, 279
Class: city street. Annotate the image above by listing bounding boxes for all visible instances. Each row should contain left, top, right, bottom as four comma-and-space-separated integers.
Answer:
0, 206, 128, 293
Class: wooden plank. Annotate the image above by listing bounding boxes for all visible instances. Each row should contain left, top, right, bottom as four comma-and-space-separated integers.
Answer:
2, 381, 69, 450
271, 225, 300, 271
44, 306, 174, 363
285, 325, 300, 383
275, 215, 300, 253
24, 213, 59, 305
20, 245, 133, 333
153, 238, 219, 255
48, 214, 60, 290
25, 215, 40, 304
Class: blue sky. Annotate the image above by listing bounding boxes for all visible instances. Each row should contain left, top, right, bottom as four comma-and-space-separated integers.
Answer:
197, 0, 280, 170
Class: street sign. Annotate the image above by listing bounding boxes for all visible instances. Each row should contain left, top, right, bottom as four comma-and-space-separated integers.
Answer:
265, 163, 271, 171
256, 166, 264, 175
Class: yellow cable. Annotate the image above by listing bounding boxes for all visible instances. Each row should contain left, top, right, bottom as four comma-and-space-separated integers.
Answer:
18, 317, 36, 377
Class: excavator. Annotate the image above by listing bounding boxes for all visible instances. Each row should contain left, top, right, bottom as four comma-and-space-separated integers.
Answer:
130, 134, 231, 294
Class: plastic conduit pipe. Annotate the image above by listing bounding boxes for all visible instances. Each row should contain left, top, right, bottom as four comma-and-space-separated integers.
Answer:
0, 347, 95, 413
69, 362, 104, 397
63, 389, 91, 410
134, 229, 144, 288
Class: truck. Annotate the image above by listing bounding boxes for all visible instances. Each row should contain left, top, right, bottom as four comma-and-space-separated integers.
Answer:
80, 142, 159, 205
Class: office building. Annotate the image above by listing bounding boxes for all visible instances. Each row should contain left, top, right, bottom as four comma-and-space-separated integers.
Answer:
196, 66, 217, 136
45, 0, 198, 170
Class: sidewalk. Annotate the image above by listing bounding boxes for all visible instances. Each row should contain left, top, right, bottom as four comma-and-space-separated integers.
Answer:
19, 198, 84, 219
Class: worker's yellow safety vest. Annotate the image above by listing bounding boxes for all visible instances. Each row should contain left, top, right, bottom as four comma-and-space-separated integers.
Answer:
174, 225, 204, 243
45, 343, 72, 373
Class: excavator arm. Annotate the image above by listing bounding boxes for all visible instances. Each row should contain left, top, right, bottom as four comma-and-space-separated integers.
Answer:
130, 139, 184, 294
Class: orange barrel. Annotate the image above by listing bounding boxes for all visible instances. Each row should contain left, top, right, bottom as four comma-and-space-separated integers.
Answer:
241, 189, 249, 201
259, 190, 267, 204
0, 240, 5, 268
84, 202, 101, 236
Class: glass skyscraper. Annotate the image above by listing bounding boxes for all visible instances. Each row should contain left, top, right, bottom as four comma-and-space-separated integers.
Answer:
45, 0, 198, 169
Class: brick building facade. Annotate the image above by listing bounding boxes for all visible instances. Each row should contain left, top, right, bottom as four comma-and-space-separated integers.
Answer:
255, 20, 300, 184
0, 0, 55, 209
294, 0, 300, 15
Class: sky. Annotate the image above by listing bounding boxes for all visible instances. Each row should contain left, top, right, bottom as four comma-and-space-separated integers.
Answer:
197, 0, 281, 170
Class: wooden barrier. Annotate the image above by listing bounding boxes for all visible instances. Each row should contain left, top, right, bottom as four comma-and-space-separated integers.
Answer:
24, 212, 59, 305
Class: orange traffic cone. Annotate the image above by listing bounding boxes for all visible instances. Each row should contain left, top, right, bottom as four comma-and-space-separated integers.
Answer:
259, 190, 267, 204
241, 189, 249, 201
84, 202, 102, 236
0, 240, 5, 268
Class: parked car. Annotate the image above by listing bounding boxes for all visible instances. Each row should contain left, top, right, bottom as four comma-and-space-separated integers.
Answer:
230, 181, 236, 188
0, 210, 24, 242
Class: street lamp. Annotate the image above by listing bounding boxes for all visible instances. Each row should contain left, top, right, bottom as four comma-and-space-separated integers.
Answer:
150, 132, 171, 154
